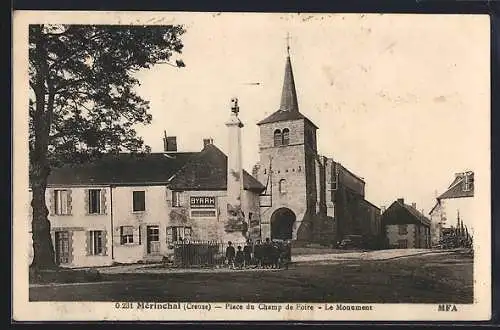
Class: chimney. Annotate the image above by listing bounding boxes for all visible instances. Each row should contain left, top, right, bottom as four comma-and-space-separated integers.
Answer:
397, 198, 404, 204
203, 138, 214, 148
225, 97, 244, 206
412, 202, 417, 209
163, 133, 177, 152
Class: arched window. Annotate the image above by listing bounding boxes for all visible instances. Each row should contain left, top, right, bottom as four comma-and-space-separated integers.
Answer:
273, 129, 282, 147
279, 179, 287, 194
282, 128, 290, 145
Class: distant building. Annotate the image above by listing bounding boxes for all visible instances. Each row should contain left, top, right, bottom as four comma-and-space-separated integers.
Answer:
253, 50, 381, 246
381, 198, 431, 249
429, 171, 474, 246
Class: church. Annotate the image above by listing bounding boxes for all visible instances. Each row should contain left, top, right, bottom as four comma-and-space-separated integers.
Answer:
251, 50, 382, 247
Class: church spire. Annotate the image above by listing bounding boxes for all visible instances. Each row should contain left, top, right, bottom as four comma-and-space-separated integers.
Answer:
279, 34, 299, 112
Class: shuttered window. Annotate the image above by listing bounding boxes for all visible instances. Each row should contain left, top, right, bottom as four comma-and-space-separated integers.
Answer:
120, 226, 134, 244
89, 230, 104, 255
172, 191, 182, 207
167, 226, 192, 244
54, 189, 71, 215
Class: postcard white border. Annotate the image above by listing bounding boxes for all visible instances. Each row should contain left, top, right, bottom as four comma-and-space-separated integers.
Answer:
12, 11, 491, 321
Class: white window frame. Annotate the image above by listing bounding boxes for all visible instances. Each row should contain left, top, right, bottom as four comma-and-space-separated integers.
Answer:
172, 191, 182, 207
54, 189, 70, 215
89, 230, 104, 255
167, 226, 192, 244
120, 226, 134, 245
132, 190, 146, 212
88, 189, 101, 214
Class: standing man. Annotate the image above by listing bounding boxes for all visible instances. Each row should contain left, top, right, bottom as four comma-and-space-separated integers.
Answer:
225, 241, 236, 269
243, 239, 253, 268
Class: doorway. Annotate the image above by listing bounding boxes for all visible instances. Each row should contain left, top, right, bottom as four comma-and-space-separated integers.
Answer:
146, 225, 160, 254
270, 208, 296, 240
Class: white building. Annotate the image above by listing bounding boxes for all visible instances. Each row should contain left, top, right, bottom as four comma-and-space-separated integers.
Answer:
429, 171, 474, 246
28, 100, 264, 268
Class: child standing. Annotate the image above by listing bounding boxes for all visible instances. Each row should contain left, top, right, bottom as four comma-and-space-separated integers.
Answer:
243, 239, 253, 268
235, 246, 244, 269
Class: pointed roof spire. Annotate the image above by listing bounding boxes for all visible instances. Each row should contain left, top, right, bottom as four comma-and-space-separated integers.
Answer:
279, 33, 299, 112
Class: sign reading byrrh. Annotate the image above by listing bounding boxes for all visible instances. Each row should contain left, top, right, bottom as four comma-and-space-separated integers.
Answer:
190, 196, 216, 209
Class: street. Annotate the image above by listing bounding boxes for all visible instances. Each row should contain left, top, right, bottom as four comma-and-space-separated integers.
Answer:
30, 250, 473, 303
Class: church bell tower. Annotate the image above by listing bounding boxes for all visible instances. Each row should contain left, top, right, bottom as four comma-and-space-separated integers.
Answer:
255, 38, 319, 242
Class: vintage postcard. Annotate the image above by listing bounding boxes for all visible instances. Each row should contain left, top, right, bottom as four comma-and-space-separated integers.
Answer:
12, 11, 491, 321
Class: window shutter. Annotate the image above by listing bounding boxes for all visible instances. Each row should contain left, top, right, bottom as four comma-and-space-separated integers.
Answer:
66, 190, 72, 215
166, 227, 173, 244
84, 189, 90, 215
114, 226, 121, 246
68, 231, 74, 264
48, 189, 55, 216
133, 226, 140, 245
86, 231, 92, 255
139, 225, 145, 245
184, 227, 192, 239
100, 189, 107, 214
102, 231, 108, 256
165, 187, 171, 203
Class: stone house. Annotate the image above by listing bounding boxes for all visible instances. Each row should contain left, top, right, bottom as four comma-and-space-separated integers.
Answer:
381, 198, 431, 249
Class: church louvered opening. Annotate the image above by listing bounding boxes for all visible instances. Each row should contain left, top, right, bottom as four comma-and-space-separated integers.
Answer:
274, 129, 282, 147
282, 128, 290, 145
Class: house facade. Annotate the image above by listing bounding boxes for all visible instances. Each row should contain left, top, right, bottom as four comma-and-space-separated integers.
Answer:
28, 101, 264, 268
429, 171, 474, 246
381, 198, 431, 249
253, 52, 381, 246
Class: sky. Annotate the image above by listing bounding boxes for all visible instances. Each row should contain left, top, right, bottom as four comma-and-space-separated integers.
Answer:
130, 13, 490, 217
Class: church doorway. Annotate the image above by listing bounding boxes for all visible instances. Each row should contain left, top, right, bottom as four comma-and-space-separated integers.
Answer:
270, 208, 296, 240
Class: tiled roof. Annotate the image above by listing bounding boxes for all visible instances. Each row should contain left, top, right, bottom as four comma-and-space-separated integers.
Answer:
44, 152, 196, 186
168, 144, 266, 193
400, 201, 431, 227
438, 172, 474, 199
256, 55, 318, 129
257, 109, 317, 127
382, 200, 431, 227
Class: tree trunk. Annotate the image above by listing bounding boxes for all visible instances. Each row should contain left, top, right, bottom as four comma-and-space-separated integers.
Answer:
29, 25, 57, 270
30, 165, 56, 270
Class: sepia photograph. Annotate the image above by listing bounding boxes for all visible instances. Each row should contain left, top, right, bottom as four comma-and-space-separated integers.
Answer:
12, 11, 491, 321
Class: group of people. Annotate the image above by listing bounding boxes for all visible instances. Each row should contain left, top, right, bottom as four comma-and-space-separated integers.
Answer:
224, 238, 292, 270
